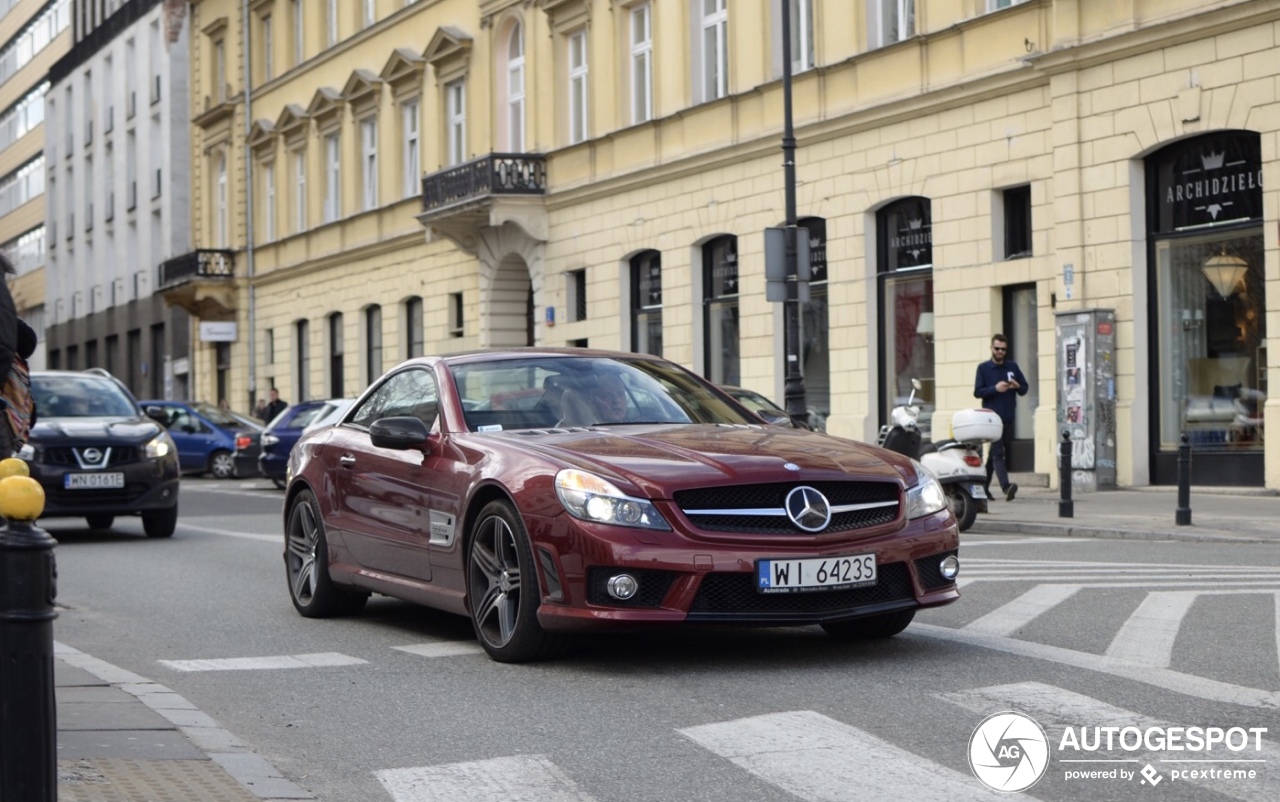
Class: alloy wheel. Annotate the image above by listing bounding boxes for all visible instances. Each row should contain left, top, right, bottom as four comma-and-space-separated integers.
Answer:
287, 500, 319, 604
468, 514, 522, 649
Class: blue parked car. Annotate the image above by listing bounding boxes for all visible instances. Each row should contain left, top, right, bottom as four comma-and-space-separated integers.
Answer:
254, 400, 336, 488
141, 401, 262, 479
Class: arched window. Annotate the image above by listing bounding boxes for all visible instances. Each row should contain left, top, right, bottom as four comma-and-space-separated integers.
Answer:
328, 312, 344, 398
877, 197, 933, 431
630, 250, 662, 356
404, 296, 424, 359
507, 23, 525, 152
702, 235, 739, 386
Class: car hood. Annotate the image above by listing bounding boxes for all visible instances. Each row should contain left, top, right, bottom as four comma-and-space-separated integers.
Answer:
480, 424, 916, 498
30, 417, 164, 444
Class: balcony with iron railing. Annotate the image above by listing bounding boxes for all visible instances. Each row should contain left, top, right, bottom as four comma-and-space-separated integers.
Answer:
418, 153, 548, 248
158, 249, 237, 318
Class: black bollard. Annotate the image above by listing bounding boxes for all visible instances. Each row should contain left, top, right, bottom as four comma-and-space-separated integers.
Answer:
1058, 430, 1074, 518
1176, 431, 1192, 526
0, 516, 58, 802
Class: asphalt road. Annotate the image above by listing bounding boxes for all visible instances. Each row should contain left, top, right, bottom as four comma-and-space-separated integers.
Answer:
45, 477, 1280, 802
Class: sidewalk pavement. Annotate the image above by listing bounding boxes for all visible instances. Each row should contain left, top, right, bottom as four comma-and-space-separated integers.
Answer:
47, 481, 1278, 801
55, 642, 311, 802
969, 480, 1280, 543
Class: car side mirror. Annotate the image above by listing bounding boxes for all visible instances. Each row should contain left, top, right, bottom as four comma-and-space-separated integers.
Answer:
755, 409, 794, 428
370, 416, 431, 452
145, 406, 173, 426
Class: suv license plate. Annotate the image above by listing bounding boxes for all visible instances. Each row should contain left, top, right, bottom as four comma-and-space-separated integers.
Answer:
757, 553, 877, 594
65, 472, 125, 489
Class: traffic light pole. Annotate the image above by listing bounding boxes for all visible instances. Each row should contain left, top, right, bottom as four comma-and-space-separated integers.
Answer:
781, 0, 808, 427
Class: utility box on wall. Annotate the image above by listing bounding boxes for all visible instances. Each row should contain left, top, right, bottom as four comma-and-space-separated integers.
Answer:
1055, 309, 1117, 491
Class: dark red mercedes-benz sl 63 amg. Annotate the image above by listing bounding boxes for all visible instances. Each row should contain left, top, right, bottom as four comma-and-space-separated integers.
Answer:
284, 349, 960, 662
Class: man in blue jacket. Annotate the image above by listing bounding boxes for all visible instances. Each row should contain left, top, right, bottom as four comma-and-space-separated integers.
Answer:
974, 333, 1029, 501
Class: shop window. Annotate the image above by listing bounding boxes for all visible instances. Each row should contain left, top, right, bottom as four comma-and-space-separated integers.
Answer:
877, 197, 934, 434
631, 250, 662, 356
702, 234, 739, 386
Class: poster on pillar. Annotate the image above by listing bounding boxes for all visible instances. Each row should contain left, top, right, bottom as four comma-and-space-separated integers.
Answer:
1056, 310, 1116, 490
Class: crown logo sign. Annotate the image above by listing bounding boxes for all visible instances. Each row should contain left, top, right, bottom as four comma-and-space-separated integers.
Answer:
908, 218, 923, 230
809, 236, 821, 248
1200, 150, 1225, 171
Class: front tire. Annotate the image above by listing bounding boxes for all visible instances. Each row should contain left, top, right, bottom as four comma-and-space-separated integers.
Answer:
466, 500, 565, 663
85, 514, 115, 530
821, 609, 916, 640
142, 507, 178, 538
209, 449, 235, 479
948, 487, 978, 531
285, 490, 367, 617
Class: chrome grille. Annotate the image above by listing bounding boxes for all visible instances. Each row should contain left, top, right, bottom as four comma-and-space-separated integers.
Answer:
674, 481, 900, 534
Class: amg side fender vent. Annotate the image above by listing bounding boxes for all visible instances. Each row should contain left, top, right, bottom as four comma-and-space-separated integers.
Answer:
538, 548, 563, 601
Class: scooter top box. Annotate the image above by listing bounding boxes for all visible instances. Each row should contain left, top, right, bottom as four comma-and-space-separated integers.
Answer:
952, 408, 1003, 442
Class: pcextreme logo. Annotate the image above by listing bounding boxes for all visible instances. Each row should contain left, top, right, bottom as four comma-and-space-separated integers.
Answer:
968, 711, 1269, 793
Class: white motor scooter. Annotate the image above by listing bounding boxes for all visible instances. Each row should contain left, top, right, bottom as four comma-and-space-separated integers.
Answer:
877, 380, 998, 531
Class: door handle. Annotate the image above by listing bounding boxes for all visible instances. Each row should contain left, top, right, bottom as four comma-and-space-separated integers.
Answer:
339, 454, 356, 467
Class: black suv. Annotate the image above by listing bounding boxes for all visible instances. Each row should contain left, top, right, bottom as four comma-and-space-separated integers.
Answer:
24, 370, 181, 537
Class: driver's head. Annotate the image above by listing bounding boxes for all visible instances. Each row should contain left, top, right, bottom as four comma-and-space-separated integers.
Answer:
593, 374, 628, 423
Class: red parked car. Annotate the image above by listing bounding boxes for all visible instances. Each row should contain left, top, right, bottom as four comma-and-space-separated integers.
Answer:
284, 349, 960, 662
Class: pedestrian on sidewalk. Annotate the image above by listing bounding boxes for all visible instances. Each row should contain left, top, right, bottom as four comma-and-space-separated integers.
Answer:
974, 333, 1028, 501
261, 387, 288, 422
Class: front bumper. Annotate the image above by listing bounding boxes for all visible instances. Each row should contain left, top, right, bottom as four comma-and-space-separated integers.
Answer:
32, 457, 181, 518
524, 508, 960, 632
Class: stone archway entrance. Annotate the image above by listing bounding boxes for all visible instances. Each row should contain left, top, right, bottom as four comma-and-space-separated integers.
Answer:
477, 220, 546, 349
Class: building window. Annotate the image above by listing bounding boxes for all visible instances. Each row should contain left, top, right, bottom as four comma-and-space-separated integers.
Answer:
326, 0, 338, 46
361, 118, 378, 211
293, 148, 307, 232
449, 292, 464, 337
324, 133, 340, 223
401, 100, 420, 198
870, 0, 914, 48
630, 4, 652, 124
261, 15, 274, 81
1003, 185, 1032, 259
700, 0, 728, 102
215, 152, 228, 246
363, 0, 376, 28
328, 312, 344, 397
292, 0, 304, 66
263, 161, 276, 241
365, 305, 382, 384
567, 269, 587, 321
446, 80, 466, 166
631, 250, 662, 356
404, 296, 423, 358
212, 39, 226, 103
788, 0, 815, 73
877, 196, 934, 431
507, 24, 525, 151
799, 217, 828, 430
568, 30, 588, 144
265, 328, 275, 364
296, 319, 310, 402
702, 235, 739, 385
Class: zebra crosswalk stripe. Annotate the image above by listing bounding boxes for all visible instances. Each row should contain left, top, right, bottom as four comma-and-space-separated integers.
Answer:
939, 681, 1279, 801
962, 584, 1082, 636
679, 710, 1029, 801
1104, 591, 1199, 667
157, 653, 366, 672
376, 755, 598, 802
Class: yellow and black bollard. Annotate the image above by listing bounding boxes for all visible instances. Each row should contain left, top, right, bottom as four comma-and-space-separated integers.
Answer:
0, 462, 56, 802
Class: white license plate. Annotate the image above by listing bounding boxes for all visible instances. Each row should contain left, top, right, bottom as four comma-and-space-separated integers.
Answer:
757, 553, 877, 594
64, 472, 125, 489
971, 484, 988, 499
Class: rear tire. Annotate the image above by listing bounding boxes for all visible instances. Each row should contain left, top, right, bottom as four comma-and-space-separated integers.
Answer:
285, 490, 368, 617
209, 450, 235, 479
948, 487, 978, 531
142, 507, 178, 538
85, 514, 114, 530
821, 609, 916, 640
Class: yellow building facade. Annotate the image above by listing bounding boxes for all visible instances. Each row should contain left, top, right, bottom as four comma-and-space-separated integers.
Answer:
180, 0, 1280, 488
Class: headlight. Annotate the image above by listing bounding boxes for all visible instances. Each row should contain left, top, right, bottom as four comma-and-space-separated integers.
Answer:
554, 469, 670, 530
906, 460, 947, 519
17, 443, 34, 460
261, 434, 279, 447
144, 432, 174, 459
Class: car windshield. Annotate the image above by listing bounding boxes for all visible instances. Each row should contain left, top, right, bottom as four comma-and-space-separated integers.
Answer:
192, 403, 259, 429
289, 405, 328, 429
32, 375, 139, 418
450, 356, 758, 432
730, 388, 784, 414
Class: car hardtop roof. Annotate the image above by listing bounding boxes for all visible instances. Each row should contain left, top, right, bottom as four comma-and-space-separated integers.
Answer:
437, 347, 669, 366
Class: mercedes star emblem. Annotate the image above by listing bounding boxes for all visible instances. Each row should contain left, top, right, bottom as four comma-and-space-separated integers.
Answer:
785, 486, 832, 532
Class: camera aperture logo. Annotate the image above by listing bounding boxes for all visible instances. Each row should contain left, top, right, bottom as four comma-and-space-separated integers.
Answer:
968, 711, 1050, 792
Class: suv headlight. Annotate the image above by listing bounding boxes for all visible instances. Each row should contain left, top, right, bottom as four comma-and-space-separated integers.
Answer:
17, 443, 34, 460
144, 432, 175, 459
554, 469, 670, 530
906, 460, 947, 519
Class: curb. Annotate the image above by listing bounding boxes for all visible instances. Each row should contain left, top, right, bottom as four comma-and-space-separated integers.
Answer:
55, 642, 313, 801
972, 520, 1277, 544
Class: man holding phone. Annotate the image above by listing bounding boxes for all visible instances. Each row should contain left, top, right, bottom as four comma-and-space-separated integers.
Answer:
974, 333, 1029, 501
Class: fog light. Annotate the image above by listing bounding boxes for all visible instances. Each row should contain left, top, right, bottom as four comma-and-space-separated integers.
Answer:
606, 574, 639, 600
940, 554, 959, 580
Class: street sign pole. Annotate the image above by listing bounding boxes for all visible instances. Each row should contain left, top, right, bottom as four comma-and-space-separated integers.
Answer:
781, 0, 808, 428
